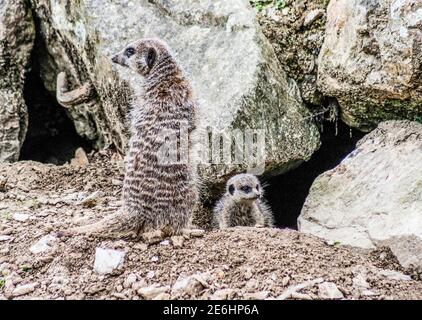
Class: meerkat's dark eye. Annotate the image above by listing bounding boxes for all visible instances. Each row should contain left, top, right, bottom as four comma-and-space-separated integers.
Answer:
240, 186, 252, 193
124, 47, 135, 58
256, 184, 259, 190
228, 184, 235, 195
146, 48, 157, 68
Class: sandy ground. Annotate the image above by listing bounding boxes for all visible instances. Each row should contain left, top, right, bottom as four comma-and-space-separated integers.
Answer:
1, 151, 421, 300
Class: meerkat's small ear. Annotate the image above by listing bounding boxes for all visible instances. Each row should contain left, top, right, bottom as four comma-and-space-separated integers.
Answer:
228, 184, 235, 195
146, 48, 157, 69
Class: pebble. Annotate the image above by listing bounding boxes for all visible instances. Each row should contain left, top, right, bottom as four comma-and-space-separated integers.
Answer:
243, 291, 269, 300
210, 289, 235, 300
244, 268, 253, 280
30, 235, 57, 254
171, 274, 207, 298
138, 285, 170, 300
303, 9, 324, 27
123, 274, 138, 289
353, 274, 370, 290
160, 240, 170, 246
93, 248, 125, 275
0, 235, 12, 242
318, 282, 344, 300
70, 148, 89, 167
171, 236, 184, 248
153, 293, 171, 300
13, 213, 29, 222
282, 276, 290, 286
12, 282, 38, 297
81, 191, 102, 208
112, 179, 123, 186
291, 292, 313, 300
133, 243, 148, 251
0, 228, 13, 235
378, 270, 412, 281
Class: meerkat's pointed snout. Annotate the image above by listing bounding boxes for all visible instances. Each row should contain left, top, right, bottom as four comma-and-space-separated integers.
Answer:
111, 55, 119, 64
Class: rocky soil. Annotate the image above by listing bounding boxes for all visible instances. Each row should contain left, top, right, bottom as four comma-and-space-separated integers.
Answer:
1, 150, 422, 300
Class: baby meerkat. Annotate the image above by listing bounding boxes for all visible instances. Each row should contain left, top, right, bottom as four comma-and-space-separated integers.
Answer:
213, 174, 274, 229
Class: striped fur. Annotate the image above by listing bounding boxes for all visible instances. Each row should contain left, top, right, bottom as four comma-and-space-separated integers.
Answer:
113, 39, 199, 236
213, 174, 274, 229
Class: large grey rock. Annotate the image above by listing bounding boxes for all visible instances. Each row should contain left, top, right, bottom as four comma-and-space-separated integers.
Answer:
0, 0, 35, 162
299, 121, 422, 270
30, 0, 320, 182
318, 0, 422, 131
257, 0, 328, 106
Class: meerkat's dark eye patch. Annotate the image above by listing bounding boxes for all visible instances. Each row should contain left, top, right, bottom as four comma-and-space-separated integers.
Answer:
124, 47, 135, 58
229, 184, 235, 195
146, 48, 157, 68
240, 186, 252, 193
256, 184, 259, 190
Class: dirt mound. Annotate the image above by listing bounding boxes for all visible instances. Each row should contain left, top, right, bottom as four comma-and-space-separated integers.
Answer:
1, 152, 422, 300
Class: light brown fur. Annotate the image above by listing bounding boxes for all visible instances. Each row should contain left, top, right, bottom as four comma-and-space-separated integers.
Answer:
67, 38, 200, 239
213, 174, 274, 229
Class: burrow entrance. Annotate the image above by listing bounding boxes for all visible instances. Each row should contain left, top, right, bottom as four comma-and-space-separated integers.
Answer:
265, 117, 365, 230
19, 19, 92, 165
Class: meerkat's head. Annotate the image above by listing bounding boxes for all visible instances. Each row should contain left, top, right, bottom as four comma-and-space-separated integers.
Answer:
111, 38, 173, 77
226, 174, 263, 204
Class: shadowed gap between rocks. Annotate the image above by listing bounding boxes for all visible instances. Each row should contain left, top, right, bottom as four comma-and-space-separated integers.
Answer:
19, 16, 92, 165
265, 116, 365, 230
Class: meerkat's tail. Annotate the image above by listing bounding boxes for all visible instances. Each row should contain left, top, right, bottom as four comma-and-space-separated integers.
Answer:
59, 210, 140, 239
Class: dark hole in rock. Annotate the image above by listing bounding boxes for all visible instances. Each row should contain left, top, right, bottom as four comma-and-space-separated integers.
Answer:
265, 117, 365, 230
20, 70, 92, 165
19, 15, 92, 165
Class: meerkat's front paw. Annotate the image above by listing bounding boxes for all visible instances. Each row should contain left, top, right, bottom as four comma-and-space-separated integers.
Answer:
141, 230, 165, 244
181, 228, 205, 238
254, 224, 265, 228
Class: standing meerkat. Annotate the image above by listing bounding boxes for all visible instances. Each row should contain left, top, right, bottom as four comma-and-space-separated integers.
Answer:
67, 38, 201, 240
213, 174, 274, 229
112, 38, 200, 237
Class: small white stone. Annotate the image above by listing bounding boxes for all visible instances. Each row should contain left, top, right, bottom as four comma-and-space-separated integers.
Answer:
318, 282, 344, 299
171, 236, 184, 248
243, 291, 270, 300
30, 235, 57, 254
378, 269, 412, 281
123, 273, 138, 289
210, 289, 235, 300
112, 179, 123, 186
70, 148, 89, 167
93, 248, 125, 274
303, 9, 324, 27
138, 284, 169, 300
80, 191, 102, 208
153, 293, 171, 300
244, 268, 253, 280
282, 276, 290, 286
13, 213, 29, 222
171, 273, 209, 298
353, 274, 370, 290
12, 282, 38, 297
0, 235, 12, 242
